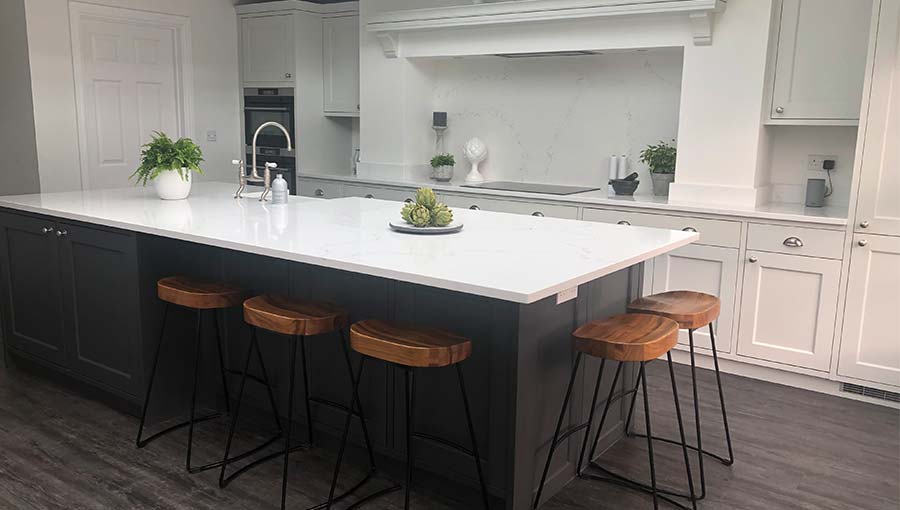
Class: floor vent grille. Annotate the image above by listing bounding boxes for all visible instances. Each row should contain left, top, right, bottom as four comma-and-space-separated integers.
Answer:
841, 383, 900, 403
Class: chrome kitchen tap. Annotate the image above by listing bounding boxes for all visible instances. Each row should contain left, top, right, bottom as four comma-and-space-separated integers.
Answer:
235, 121, 293, 201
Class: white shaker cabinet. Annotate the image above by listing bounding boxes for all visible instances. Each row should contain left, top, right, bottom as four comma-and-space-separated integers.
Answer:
241, 14, 296, 86
837, 234, 900, 388
736, 251, 841, 371
768, 0, 873, 123
651, 244, 740, 354
323, 15, 360, 116
855, 0, 900, 236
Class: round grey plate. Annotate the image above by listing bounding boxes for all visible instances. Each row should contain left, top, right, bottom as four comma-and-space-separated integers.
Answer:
389, 221, 464, 235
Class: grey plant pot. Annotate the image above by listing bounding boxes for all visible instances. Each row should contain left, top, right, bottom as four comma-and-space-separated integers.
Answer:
651, 172, 675, 196
431, 165, 454, 182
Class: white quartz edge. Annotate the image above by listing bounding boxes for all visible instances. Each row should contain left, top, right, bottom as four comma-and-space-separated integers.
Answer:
0, 183, 698, 304
299, 171, 848, 226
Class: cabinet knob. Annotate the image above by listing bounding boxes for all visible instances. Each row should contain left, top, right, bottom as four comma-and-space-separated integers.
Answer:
532, 211, 545, 217
314, 189, 325, 197
364, 194, 374, 199
56, 229, 68, 237
469, 205, 480, 210
42, 226, 54, 234
775, 106, 785, 114
782, 236, 804, 248
404, 198, 414, 203
748, 256, 758, 263
858, 239, 869, 247
682, 226, 698, 232
617, 220, 631, 226
285, 72, 292, 79
859, 220, 870, 229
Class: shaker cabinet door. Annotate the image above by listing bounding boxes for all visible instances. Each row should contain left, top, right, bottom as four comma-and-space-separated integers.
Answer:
58, 222, 142, 396
736, 251, 840, 371
0, 212, 67, 366
323, 15, 360, 115
241, 14, 295, 85
837, 234, 900, 388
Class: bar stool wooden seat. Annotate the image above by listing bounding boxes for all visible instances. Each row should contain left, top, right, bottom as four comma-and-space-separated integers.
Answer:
627, 291, 734, 501
219, 295, 376, 510
534, 313, 697, 510
137, 276, 275, 475
328, 319, 490, 510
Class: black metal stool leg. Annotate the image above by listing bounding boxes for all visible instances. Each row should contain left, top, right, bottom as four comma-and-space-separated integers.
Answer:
687, 329, 707, 500
219, 328, 256, 487
186, 309, 205, 473
339, 330, 376, 469
300, 336, 315, 446
214, 309, 231, 415
586, 361, 624, 464
640, 362, 660, 510
667, 353, 697, 510
136, 303, 169, 448
575, 358, 606, 475
623, 367, 642, 437
533, 352, 582, 509
404, 366, 417, 510
281, 336, 300, 510
457, 364, 491, 510
709, 323, 735, 466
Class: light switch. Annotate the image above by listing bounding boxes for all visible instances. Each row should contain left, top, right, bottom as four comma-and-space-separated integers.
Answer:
206, 130, 217, 142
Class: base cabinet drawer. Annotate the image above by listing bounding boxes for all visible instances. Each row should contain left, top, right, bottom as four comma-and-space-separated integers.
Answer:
837, 234, 900, 387
651, 244, 739, 353
736, 250, 841, 372
441, 194, 578, 219
298, 179, 342, 199
747, 223, 845, 259
582, 208, 741, 248
343, 184, 417, 203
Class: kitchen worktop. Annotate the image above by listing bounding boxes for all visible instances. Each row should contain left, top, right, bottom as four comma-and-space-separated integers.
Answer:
299, 171, 849, 226
0, 182, 696, 303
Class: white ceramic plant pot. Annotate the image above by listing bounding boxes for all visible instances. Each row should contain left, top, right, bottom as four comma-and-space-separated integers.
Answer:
154, 169, 192, 200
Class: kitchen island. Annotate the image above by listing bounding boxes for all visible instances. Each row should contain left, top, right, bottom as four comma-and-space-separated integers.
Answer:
0, 182, 695, 509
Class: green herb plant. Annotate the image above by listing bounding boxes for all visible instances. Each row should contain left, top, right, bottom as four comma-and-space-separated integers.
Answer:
131, 131, 204, 186
639, 139, 677, 174
400, 188, 454, 228
430, 153, 455, 168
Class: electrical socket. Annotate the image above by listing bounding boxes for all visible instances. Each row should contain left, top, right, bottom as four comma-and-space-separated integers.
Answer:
206, 130, 217, 142
808, 154, 837, 172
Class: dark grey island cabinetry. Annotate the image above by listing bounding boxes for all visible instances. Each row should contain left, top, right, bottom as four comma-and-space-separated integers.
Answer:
0, 210, 143, 401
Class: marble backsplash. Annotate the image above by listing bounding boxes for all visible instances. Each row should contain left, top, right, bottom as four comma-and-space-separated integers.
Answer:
408, 48, 683, 195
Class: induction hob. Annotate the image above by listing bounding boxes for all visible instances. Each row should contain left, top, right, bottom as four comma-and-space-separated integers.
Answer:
461, 181, 602, 195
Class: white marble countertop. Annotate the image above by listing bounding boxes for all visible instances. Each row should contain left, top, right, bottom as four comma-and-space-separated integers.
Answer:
299, 171, 849, 226
0, 182, 697, 304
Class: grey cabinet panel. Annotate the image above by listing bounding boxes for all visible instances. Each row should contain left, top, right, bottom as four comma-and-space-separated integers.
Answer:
0, 212, 66, 366
59, 222, 141, 396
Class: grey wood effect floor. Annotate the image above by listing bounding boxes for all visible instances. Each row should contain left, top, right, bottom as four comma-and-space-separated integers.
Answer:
0, 361, 897, 510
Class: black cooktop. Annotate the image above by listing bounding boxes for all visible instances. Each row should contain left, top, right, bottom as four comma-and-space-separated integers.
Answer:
461, 181, 602, 195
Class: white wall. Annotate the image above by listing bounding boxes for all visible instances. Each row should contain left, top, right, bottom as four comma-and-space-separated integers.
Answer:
0, 0, 41, 195
24, 0, 241, 192
402, 50, 682, 193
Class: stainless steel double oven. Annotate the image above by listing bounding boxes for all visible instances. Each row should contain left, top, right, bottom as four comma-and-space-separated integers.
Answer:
244, 87, 296, 194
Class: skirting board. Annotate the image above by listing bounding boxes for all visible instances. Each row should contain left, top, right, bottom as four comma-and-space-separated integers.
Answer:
669, 349, 900, 410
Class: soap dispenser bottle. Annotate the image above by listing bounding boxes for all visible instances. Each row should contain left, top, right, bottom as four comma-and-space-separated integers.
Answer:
271, 174, 288, 205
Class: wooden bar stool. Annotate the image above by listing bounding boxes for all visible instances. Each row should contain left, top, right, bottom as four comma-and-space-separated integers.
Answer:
627, 291, 734, 500
534, 313, 697, 510
136, 276, 281, 474
218, 295, 377, 510
327, 319, 490, 510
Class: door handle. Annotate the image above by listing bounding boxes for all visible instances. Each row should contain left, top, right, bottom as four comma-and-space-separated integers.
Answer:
859, 220, 870, 229
782, 237, 803, 248
532, 212, 545, 217
42, 226, 54, 235
404, 198, 414, 203
617, 220, 631, 226
314, 189, 325, 197
682, 226, 698, 232
858, 239, 869, 247
469, 205, 480, 210
364, 194, 374, 199
56, 229, 68, 237
748, 256, 758, 263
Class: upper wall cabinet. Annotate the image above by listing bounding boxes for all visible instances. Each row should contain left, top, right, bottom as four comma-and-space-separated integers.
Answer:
323, 15, 360, 116
241, 13, 296, 86
767, 0, 873, 124
855, 0, 900, 237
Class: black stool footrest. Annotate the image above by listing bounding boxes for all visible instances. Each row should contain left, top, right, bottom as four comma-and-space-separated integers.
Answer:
305, 467, 379, 510
626, 430, 733, 466
583, 462, 695, 510
136, 412, 221, 449
220, 440, 311, 487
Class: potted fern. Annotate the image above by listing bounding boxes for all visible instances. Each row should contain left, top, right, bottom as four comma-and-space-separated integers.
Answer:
639, 139, 677, 196
430, 153, 455, 182
131, 131, 203, 200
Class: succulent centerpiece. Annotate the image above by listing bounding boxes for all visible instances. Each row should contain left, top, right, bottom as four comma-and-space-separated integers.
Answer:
400, 188, 454, 228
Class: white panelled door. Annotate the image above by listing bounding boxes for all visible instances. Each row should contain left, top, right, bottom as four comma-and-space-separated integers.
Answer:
76, 15, 179, 189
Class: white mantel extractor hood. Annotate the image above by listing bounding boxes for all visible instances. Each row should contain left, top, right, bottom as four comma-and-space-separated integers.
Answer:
367, 0, 727, 58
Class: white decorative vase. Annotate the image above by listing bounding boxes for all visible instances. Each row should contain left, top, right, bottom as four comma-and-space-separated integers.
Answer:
463, 137, 488, 184
154, 169, 192, 200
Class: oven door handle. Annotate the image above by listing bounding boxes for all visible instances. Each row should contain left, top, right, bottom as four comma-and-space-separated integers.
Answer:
244, 106, 291, 112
